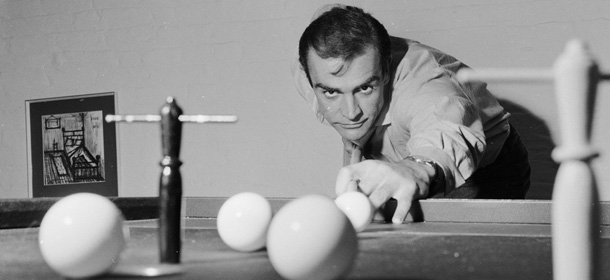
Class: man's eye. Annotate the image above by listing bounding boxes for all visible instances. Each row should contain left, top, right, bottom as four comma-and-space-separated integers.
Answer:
359, 86, 373, 94
323, 90, 338, 98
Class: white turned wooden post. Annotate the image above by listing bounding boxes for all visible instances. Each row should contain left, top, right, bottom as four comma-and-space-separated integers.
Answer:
551, 40, 600, 280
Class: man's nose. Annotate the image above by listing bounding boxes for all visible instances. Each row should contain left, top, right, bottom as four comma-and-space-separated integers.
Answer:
342, 94, 362, 120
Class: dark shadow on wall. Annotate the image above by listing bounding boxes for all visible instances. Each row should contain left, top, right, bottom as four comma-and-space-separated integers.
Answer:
499, 98, 559, 200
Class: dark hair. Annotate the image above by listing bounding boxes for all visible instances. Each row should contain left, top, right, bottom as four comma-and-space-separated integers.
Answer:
298, 6, 391, 84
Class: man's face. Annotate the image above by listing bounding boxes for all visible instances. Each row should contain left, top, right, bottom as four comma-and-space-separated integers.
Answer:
307, 47, 386, 145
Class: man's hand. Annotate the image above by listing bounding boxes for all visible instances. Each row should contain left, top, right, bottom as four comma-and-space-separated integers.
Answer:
335, 159, 434, 224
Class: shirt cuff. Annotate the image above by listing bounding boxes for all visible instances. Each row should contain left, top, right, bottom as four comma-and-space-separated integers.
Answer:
408, 146, 467, 196
405, 155, 444, 197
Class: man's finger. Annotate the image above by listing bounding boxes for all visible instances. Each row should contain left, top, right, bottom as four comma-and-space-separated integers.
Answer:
391, 198, 412, 224
368, 185, 392, 210
335, 167, 358, 195
336, 160, 374, 195
391, 185, 417, 224
350, 146, 362, 165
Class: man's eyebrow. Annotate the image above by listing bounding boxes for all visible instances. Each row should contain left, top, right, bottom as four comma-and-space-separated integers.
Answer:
360, 76, 381, 87
314, 76, 381, 93
314, 83, 341, 93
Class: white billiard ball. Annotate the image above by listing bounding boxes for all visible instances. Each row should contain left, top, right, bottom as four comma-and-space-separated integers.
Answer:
38, 193, 126, 279
217, 192, 273, 252
267, 194, 358, 280
335, 191, 374, 232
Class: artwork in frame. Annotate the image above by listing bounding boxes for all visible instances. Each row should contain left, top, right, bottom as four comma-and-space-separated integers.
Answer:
26, 92, 118, 198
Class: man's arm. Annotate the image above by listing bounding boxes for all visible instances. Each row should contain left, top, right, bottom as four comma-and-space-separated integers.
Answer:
336, 65, 487, 223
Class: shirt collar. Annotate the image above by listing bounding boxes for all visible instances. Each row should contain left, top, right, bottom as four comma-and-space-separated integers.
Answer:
379, 110, 392, 126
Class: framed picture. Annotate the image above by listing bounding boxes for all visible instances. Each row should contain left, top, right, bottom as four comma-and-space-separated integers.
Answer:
26, 92, 118, 197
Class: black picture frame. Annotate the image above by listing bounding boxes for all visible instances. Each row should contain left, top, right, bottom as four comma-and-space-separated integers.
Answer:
26, 92, 118, 197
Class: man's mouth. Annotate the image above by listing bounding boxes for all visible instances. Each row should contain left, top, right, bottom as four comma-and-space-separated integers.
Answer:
339, 120, 366, 129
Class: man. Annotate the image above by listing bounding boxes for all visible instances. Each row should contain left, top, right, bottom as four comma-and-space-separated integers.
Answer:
292, 5, 531, 223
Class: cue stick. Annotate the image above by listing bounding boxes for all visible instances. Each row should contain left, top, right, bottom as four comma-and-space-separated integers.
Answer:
457, 40, 605, 280
106, 97, 237, 264
350, 143, 362, 165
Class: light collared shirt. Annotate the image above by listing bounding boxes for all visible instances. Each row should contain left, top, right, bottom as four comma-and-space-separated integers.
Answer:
292, 37, 510, 192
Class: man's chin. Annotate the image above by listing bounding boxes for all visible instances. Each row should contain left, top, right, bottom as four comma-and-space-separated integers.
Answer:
338, 130, 368, 144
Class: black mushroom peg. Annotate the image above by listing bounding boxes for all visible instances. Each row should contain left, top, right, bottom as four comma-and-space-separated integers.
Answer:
105, 97, 238, 265
159, 97, 183, 264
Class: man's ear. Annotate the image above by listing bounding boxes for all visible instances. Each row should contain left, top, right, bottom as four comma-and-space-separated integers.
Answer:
382, 60, 391, 85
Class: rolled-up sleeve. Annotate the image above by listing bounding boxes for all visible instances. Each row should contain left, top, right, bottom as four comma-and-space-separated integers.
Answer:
394, 69, 487, 190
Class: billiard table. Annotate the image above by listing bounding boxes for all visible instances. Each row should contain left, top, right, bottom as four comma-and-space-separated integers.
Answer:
1, 197, 609, 279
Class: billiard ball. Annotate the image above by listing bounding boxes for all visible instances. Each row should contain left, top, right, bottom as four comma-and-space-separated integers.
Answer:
335, 191, 374, 232
38, 193, 126, 279
217, 192, 273, 252
267, 194, 358, 280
